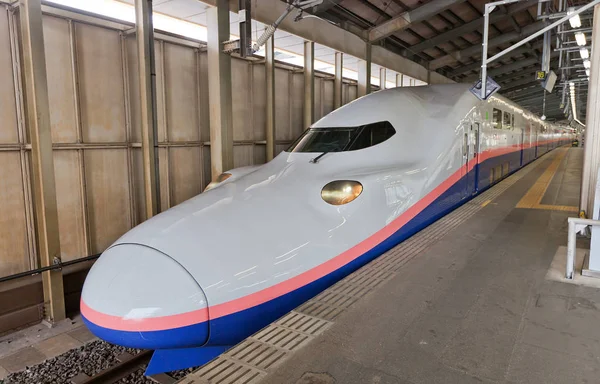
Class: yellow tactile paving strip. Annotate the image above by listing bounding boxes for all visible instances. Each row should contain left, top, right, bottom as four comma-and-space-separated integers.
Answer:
516, 148, 578, 212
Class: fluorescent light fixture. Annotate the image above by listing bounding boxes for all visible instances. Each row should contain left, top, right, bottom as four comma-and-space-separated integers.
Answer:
584, 60, 591, 69
586, 69, 591, 76
580, 48, 590, 59
575, 32, 587, 46
568, 7, 582, 28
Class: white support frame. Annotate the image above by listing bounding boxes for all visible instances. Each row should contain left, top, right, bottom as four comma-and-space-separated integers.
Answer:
566, 217, 600, 279
480, 0, 600, 98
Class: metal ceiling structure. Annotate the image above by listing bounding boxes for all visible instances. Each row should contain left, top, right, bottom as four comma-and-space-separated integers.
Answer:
299, 0, 595, 122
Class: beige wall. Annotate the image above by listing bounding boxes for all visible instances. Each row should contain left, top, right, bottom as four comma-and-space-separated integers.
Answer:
0, 5, 359, 277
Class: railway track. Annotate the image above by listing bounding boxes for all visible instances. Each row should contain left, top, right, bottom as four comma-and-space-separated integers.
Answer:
69, 350, 176, 384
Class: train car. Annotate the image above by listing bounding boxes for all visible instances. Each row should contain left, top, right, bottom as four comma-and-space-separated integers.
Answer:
80, 84, 573, 374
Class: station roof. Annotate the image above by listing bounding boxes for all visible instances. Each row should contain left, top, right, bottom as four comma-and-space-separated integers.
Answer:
303, 0, 593, 123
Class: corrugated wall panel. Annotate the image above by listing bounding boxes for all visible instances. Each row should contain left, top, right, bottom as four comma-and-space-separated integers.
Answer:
232, 58, 253, 142
275, 67, 290, 142
322, 79, 334, 119
291, 73, 304, 138
76, 24, 126, 143
252, 63, 266, 143
233, 145, 254, 168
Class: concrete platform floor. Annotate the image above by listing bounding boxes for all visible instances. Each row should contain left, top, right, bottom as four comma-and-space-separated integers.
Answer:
257, 148, 599, 384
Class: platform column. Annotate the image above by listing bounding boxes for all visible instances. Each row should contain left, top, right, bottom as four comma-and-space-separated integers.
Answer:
379, 67, 386, 90
134, 0, 160, 219
358, 43, 371, 97
265, 33, 276, 161
334, 51, 343, 109
19, 0, 66, 322
396, 73, 403, 87
304, 40, 314, 128
581, 4, 600, 216
207, 0, 234, 179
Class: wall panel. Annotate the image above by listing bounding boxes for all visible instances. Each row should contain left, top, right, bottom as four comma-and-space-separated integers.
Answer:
0, 152, 29, 276
275, 67, 290, 141
164, 43, 199, 142
0, 8, 19, 144
252, 63, 266, 143
322, 79, 334, 118
84, 149, 131, 253
76, 24, 126, 143
169, 147, 203, 205
232, 58, 252, 142
233, 145, 254, 168
291, 73, 304, 139
43, 16, 78, 143
53, 151, 87, 261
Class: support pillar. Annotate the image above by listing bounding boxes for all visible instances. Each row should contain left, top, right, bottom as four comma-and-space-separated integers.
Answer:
207, 0, 234, 178
358, 43, 371, 97
334, 51, 343, 109
581, 4, 600, 216
265, 34, 276, 161
304, 40, 314, 128
379, 67, 386, 90
134, 0, 160, 219
396, 73, 403, 87
20, 0, 65, 322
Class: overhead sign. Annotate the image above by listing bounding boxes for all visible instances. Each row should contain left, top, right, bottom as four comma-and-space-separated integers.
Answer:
536, 71, 547, 81
542, 71, 557, 93
470, 76, 501, 101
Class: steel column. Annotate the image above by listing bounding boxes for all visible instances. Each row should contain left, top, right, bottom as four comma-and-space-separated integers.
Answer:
334, 51, 343, 109
379, 67, 386, 90
265, 34, 276, 160
581, 4, 600, 216
358, 43, 372, 97
134, 0, 160, 219
19, 0, 65, 322
207, 0, 234, 178
304, 40, 314, 128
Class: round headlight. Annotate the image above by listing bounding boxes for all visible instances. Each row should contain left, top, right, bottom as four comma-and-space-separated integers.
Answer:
203, 172, 232, 192
321, 180, 363, 205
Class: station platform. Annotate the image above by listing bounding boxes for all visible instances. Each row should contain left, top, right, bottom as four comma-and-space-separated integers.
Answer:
180, 147, 596, 384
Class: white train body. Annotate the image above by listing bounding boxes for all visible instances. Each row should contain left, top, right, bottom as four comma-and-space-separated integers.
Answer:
80, 84, 572, 374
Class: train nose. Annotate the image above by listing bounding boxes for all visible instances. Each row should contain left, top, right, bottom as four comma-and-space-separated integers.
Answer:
80, 244, 209, 349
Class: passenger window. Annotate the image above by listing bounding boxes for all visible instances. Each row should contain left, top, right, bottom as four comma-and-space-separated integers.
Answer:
493, 109, 502, 129
503, 112, 512, 130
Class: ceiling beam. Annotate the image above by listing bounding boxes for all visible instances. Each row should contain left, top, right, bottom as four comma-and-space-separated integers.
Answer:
312, 0, 344, 15
403, 0, 537, 56
368, 0, 467, 43
500, 79, 540, 93
464, 51, 559, 81
449, 41, 543, 77
430, 20, 546, 70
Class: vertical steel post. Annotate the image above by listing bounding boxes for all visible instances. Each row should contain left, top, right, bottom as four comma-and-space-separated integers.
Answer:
581, 4, 600, 215
480, 5, 491, 99
567, 219, 576, 279
304, 40, 314, 128
134, 0, 160, 219
379, 67, 386, 90
19, 0, 66, 322
396, 73, 403, 87
334, 51, 343, 109
358, 43, 372, 97
265, 33, 276, 161
207, 0, 234, 178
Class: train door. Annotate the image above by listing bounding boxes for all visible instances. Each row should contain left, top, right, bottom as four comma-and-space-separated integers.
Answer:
520, 126, 525, 167
464, 123, 479, 197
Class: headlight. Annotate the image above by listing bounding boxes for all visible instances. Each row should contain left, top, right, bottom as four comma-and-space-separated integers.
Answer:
203, 172, 232, 192
321, 180, 363, 205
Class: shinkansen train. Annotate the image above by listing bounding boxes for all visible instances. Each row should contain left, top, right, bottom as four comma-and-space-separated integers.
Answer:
80, 83, 573, 374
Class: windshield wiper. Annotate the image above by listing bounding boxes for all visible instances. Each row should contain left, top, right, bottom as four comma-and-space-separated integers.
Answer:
310, 151, 329, 163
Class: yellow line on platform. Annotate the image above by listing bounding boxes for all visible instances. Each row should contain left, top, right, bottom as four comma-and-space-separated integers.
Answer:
481, 200, 491, 207
516, 148, 578, 212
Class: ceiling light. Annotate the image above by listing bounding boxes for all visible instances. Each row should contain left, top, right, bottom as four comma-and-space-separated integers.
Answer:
580, 48, 590, 59
576, 32, 587, 46
586, 69, 591, 76
568, 8, 582, 28
584, 60, 591, 69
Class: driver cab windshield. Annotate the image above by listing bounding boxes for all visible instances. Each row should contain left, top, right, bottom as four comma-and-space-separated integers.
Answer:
286, 121, 396, 153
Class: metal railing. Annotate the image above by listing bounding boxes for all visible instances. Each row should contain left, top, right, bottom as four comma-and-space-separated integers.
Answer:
566, 217, 599, 279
